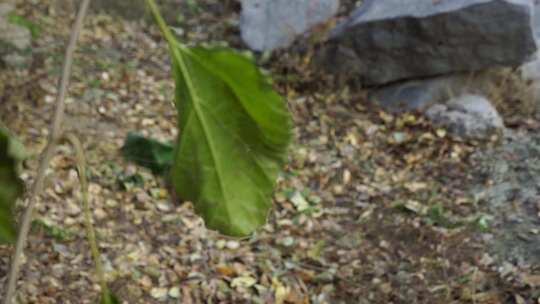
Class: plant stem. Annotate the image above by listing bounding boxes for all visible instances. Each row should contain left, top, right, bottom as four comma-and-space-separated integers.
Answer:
145, 0, 178, 46
3, 1, 91, 303
65, 134, 107, 295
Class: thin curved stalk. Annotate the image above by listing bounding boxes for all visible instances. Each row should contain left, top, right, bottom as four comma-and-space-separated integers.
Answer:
145, 0, 177, 44
3, 1, 91, 303
65, 133, 107, 295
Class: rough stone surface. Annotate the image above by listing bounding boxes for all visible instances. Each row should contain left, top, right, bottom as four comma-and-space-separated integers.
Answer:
325, 0, 537, 85
469, 131, 540, 266
425, 94, 504, 139
370, 70, 515, 113
533, 0, 540, 38
370, 76, 461, 113
240, 0, 339, 51
519, 53, 540, 81
0, 3, 31, 68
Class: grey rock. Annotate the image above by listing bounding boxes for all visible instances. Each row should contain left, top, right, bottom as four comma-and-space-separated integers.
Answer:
0, 3, 31, 68
369, 70, 511, 113
325, 0, 537, 85
519, 0, 540, 77
519, 52, 540, 81
517, 52, 540, 110
425, 94, 504, 139
370, 76, 462, 113
240, 0, 339, 51
533, 0, 540, 38
468, 131, 540, 266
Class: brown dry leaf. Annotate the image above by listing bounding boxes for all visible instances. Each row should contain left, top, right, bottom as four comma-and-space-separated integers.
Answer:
404, 200, 426, 214
272, 277, 290, 304
472, 291, 501, 303
521, 273, 540, 287
231, 276, 257, 288
181, 286, 194, 304
215, 264, 236, 277
404, 182, 428, 192
515, 294, 526, 304
436, 129, 447, 138
296, 269, 316, 283
285, 289, 309, 304
379, 111, 394, 124
404, 153, 422, 165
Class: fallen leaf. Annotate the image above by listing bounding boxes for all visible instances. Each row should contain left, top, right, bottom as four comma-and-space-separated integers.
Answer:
231, 276, 257, 288
291, 191, 310, 212
522, 274, 540, 287
215, 264, 236, 277
272, 277, 290, 304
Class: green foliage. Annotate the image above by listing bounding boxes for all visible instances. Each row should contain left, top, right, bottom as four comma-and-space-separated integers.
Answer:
117, 173, 145, 190
31, 218, 75, 241
121, 133, 173, 175
168, 45, 291, 236
8, 13, 41, 39
425, 203, 463, 229
146, 0, 292, 236
0, 128, 24, 243
99, 288, 120, 304
474, 215, 491, 232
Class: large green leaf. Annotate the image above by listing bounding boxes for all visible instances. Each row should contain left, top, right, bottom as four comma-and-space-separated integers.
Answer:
145, 0, 292, 236
168, 44, 292, 236
0, 128, 24, 243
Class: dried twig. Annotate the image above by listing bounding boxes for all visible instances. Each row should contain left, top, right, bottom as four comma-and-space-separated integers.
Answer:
3, 1, 91, 303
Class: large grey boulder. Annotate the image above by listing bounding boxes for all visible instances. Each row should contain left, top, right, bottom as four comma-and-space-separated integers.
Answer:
240, 0, 339, 51
0, 3, 31, 68
325, 0, 537, 86
426, 94, 505, 139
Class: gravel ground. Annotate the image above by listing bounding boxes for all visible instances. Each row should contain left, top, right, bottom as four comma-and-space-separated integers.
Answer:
1, 1, 540, 303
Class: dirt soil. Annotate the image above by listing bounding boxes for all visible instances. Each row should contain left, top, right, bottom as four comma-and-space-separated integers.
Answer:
1, 1, 540, 303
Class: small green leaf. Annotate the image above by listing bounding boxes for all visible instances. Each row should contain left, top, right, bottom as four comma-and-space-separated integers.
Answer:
425, 203, 463, 229
118, 173, 145, 190
307, 240, 326, 259
0, 128, 24, 243
8, 13, 41, 39
99, 288, 120, 304
120, 133, 174, 175
475, 215, 491, 232
31, 218, 75, 241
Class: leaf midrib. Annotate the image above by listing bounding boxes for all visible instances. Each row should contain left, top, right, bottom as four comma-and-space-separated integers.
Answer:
181, 47, 284, 182
171, 45, 233, 221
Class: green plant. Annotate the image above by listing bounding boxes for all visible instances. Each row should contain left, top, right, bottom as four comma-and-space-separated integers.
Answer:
8, 13, 41, 39
65, 134, 119, 304
120, 132, 174, 175
1, 0, 291, 302
0, 128, 24, 244
146, 0, 291, 236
